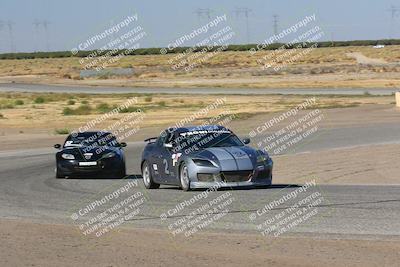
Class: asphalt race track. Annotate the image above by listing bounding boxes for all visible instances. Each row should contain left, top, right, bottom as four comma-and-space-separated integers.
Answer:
0, 82, 398, 95
1, 127, 399, 239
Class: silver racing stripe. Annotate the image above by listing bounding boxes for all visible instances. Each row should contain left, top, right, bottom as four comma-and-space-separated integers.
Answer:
223, 147, 253, 170
204, 147, 253, 171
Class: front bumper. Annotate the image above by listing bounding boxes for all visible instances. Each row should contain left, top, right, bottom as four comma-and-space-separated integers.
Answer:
189, 159, 273, 189
57, 158, 122, 176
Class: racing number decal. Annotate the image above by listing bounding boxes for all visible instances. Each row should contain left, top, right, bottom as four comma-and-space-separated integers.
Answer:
163, 159, 170, 175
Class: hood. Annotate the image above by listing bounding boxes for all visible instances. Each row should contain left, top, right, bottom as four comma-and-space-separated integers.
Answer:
62, 146, 120, 161
194, 146, 258, 171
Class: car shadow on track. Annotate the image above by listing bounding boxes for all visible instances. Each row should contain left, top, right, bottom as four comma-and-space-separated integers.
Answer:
159, 183, 301, 191
61, 174, 143, 180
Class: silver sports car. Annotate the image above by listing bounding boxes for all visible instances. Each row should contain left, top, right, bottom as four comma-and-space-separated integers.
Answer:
141, 125, 273, 191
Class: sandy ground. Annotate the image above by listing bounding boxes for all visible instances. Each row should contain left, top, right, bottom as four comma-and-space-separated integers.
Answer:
0, 219, 399, 267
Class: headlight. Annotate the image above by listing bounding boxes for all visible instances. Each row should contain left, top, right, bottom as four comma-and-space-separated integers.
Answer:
103, 152, 116, 158
193, 158, 216, 167
61, 153, 75, 160
257, 154, 269, 163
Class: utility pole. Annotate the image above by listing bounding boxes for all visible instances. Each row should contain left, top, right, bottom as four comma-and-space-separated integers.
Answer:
388, 5, 400, 38
235, 7, 252, 43
7, 20, 15, 53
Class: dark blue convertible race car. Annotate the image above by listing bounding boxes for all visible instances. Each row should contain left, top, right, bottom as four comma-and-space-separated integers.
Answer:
54, 131, 127, 178
141, 125, 273, 191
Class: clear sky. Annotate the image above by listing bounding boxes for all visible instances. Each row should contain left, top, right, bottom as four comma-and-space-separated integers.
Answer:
0, 0, 399, 53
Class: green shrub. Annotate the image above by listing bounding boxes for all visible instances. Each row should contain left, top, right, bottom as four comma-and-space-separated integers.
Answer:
157, 101, 166, 107
144, 96, 153, 102
15, 99, 24, 105
81, 100, 89, 104
96, 103, 111, 113
119, 107, 142, 113
54, 128, 70, 134
62, 107, 73, 115
67, 100, 76, 105
62, 105, 92, 115
0, 113, 4, 119
34, 97, 45, 104
0, 103, 14, 109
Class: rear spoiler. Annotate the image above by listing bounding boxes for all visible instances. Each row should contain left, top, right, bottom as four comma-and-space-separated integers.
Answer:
144, 137, 158, 143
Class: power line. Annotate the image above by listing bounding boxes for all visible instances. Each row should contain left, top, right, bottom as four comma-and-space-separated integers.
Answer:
235, 7, 252, 43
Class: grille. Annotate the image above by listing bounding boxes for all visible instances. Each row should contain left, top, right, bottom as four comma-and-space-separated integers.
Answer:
197, 173, 215, 182
221, 171, 252, 182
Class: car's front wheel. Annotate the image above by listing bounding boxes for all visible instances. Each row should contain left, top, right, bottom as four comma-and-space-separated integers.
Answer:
111, 165, 126, 179
179, 162, 190, 191
55, 167, 65, 179
142, 161, 160, 189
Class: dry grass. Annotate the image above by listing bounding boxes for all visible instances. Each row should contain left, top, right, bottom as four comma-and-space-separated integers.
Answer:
0, 92, 393, 133
0, 46, 400, 88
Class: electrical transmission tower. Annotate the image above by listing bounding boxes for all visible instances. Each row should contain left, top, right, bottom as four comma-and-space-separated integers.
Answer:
42, 20, 50, 51
0, 21, 3, 52
7, 20, 16, 52
235, 7, 252, 43
273, 14, 279, 38
388, 5, 400, 38
32, 20, 41, 51
194, 8, 213, 22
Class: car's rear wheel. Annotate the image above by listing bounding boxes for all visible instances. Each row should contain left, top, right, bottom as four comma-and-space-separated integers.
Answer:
142, 161, 160, 189
179, 162, 190, 191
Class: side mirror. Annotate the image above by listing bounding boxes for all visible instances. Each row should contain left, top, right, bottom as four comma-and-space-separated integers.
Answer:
54, 144, 61, 149
120, 142, 127, 147
242, 138, 251, 145
164, 143, 173, 148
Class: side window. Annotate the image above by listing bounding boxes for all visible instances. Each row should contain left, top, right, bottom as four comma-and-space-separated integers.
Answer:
157, 131, 170, 147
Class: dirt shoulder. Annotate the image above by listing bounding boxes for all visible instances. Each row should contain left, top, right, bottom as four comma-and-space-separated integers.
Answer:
0, 219, 398, 267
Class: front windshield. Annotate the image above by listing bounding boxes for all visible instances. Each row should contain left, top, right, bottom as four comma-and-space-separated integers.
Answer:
175, 131, 243, 150
64, 132, 118, 148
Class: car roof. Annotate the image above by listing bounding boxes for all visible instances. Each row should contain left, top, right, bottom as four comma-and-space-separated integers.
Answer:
69, 131, 113, 137
173, 125, 230, 134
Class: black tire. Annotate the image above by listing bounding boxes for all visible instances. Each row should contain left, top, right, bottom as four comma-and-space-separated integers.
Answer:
179, 162, 191, 191
113, 163, 126, 179
56, 167, 65, 179
142, 161, 160, 189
